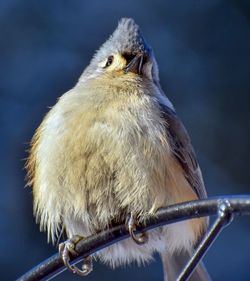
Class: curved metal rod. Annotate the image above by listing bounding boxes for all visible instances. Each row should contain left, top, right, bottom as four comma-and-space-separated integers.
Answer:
17, 195, 250, 281
177, 200, 234, 281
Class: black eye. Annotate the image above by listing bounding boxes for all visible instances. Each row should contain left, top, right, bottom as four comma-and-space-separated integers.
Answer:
104, 55, 114, 67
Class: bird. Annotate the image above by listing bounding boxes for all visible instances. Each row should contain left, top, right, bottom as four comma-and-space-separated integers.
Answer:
26, 18, 211, 280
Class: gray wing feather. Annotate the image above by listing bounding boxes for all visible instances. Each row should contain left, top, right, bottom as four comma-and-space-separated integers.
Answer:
159, 102, 207, 199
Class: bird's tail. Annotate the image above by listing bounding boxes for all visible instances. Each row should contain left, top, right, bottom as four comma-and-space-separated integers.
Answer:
161, 251, 212, 281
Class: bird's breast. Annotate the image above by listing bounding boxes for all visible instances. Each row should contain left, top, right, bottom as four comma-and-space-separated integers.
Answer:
34, 87, 198, 238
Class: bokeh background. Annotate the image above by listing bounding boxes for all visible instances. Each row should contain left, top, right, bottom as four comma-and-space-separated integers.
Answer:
1, 1, 250, 280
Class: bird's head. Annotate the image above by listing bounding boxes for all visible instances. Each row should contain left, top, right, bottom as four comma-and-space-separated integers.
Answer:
80, 18, 160, 85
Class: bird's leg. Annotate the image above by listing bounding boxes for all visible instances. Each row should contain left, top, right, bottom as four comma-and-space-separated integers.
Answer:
59, 235, 93, 276
127, 212, 148, 245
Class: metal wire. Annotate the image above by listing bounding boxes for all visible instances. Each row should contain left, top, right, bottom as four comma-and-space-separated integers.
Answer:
177, 200, 234, 281
17, 195, 250, 281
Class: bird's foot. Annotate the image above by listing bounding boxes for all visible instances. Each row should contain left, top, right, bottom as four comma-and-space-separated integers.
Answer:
59, 235, 93, 276
127, 212, 148, 245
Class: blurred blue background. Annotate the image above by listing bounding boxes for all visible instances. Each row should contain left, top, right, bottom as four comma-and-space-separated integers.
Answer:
1, 0, 250, 280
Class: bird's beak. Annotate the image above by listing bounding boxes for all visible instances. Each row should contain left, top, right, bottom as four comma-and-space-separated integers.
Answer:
124, 54, 144, 75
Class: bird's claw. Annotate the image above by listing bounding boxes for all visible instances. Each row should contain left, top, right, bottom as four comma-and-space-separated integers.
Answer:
59, 235, 93, 276
127, 213, 148, 245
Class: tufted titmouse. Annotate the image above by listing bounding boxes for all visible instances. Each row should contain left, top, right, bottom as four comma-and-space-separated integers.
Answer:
27, 18, 210, 280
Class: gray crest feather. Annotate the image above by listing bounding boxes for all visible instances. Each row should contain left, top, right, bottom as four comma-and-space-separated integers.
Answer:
83, 18, 151, 76
107, 18, 149, 54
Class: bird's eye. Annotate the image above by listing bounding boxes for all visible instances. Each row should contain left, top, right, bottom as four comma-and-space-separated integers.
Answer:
104, 55, 114, 68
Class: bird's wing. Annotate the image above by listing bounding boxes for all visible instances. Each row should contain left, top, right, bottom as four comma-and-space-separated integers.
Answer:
159, 102, 207, 199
